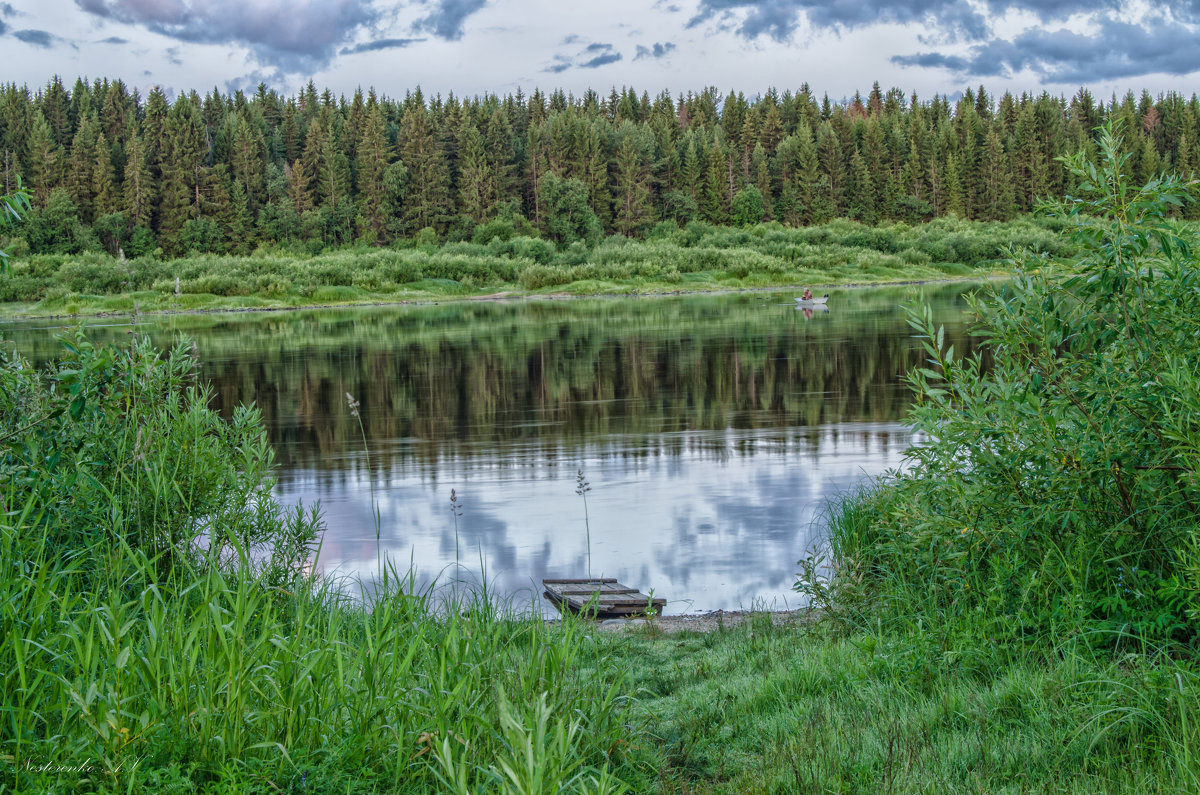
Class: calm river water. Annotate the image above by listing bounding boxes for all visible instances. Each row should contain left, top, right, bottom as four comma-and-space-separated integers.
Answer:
1, 284, 979, 612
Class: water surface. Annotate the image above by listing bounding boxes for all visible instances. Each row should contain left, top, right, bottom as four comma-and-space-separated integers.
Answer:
1, 285, 979, 612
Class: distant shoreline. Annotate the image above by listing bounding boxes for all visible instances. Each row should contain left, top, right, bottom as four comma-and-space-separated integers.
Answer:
0, 272, 1009, 322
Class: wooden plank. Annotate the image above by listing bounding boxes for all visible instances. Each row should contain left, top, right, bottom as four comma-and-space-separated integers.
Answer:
543, 578, 618, 584
543, 577, 666, 618
555, 587, 640, 595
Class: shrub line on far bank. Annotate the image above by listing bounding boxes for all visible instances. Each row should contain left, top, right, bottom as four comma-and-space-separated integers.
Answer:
0, 271, 1011, 322
0, 214, 1068, 318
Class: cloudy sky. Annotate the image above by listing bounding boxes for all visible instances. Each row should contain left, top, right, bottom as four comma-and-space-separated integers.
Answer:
2, 0, 1198, 102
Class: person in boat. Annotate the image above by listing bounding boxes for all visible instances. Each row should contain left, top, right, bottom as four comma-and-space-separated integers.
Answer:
801, 288, 813, 301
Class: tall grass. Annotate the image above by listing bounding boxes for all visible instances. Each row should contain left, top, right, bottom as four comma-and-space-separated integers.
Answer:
0, 333, 636, 793
0, 523, 634, 793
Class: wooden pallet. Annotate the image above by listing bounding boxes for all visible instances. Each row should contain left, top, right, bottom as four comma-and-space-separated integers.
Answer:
542, 578, 666, 618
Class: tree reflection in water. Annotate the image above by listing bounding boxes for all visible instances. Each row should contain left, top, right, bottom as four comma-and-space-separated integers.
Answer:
2, 284, 979, 611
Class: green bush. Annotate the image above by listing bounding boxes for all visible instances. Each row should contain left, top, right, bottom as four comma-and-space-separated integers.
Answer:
519, 264, 573, 289
0, 272, 41, 301
0, 332, 319, 571
804, 127, 1200, 653
57, 258, 133, 294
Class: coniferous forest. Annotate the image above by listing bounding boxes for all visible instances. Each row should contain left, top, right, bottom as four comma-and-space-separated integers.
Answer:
1, 77, 1198, 259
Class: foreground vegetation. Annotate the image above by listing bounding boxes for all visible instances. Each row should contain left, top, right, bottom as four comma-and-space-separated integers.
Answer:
0, 214, 1069, 316
0, 335, 635, 794
2, 131, 1198, 793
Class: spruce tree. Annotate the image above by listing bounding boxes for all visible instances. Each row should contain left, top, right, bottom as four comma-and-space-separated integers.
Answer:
701, 139, 729, 224
399, 100, 450, 233
91, 131, 118, 218
355, 101, 392, 241
24, 111, 59, 203
612, 125, 653, 236
122, 126, 155, 229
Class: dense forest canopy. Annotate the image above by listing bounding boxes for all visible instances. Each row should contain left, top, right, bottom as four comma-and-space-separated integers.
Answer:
1, 77, 1196, 258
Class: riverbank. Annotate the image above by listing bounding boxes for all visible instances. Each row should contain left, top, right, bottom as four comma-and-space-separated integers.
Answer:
0, 214, 1070, 319
2, 328, 1192, 793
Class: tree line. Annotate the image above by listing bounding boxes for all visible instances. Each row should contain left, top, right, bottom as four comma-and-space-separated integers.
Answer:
1, 76, 1196, 258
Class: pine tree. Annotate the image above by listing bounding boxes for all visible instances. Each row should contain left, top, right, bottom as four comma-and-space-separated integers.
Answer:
355, 100, 392, 241
813, 121, 842, 221
226, 178, 254, 254
41, 76, 72, 148
611, 125, 653, 236
91, 131, 118, 217
751, 143, 772, 220
230, 118, 266, 212
979, 125, 1014, 221
681, 133, 703, 201
158, 97, 214, 250
66, 114, 98, 222
399, 100, 450, 233
701, 138, 729, 224
484, 107, 520, 206
574, 119, 612, 229
942, 151, 965, 218
24, 111, 59, 203
773, 134, 803, 226
846, 149, 876, 223
759, 104, 783, 156
122, 127, 155, 229
457, 121, 491, 223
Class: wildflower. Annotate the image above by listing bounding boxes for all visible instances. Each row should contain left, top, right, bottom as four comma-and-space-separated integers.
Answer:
346, 392, 360, 418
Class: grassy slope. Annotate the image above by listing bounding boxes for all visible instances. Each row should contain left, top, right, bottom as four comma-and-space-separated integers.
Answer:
586, 617, 1189, 794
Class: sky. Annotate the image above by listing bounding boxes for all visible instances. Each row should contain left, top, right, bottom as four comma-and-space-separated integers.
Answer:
2, 0, 1199, 103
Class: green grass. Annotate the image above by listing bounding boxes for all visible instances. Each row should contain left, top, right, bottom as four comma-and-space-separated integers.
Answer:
580, 616, 1197, 793
0, 215, 1071, 317
0, 528, 638, 794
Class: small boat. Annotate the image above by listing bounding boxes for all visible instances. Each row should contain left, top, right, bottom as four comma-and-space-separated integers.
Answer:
795, 294, 829, 305
543, 578, 666, 618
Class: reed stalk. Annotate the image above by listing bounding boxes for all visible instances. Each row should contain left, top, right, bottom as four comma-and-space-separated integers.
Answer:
575, 468, 592, 579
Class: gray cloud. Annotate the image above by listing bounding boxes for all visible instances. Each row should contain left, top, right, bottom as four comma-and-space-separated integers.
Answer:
685, 0, 1200, 83
579, 42, 621, 69
13, 28, 54, 47
544, 41, 623, 72
75, 0, 383, 71
414, 0, 486, 40
224, 67, 287, 94
894, 18, 1200, 82
891, 51, 969, 70
0, 3, 16, 16
98, 35, 127, 44
341, 37, 423, 54
544, 54, 573, 74
684, 0, 1157, 43
634, 41, 676, 60
0, 20, 6, 35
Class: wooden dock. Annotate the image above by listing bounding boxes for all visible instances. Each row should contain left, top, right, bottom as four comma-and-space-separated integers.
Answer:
542, 578, 666, 619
